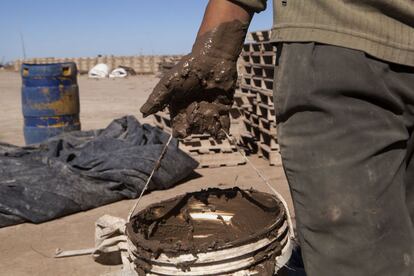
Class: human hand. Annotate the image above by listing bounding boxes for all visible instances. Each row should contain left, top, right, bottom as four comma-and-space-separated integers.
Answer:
140, 20, 248, 139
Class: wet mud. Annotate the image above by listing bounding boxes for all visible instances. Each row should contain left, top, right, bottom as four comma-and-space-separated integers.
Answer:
140, 20, 249, 138
126, 187, 286, 275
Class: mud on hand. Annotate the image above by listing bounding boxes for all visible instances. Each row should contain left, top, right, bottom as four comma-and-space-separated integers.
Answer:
140, 20, 249, 139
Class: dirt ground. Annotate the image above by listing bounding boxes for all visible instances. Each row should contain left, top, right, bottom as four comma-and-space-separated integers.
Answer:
0, 71, 293, 276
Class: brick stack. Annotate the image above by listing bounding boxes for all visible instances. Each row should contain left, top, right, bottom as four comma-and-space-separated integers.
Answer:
157, 56, 182, 78
153, 111, 246, 168
236, 30, 282, 166
13, 55, 183, 75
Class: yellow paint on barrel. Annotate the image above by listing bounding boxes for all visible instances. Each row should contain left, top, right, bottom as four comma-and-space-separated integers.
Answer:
32, 90, 79, 114
62, 66, 72, 77
35, 116, 79, 128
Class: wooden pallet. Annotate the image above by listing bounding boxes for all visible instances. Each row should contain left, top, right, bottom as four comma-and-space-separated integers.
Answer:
153, 113, 246, 168
249, 52, 276, 66
258, 117, 277, 134
258, 143, 282, 166
249, 30, 271, 42
153, 112, 172, 132
259, 129, 278, 150
180, 134, 234, 154
252, 76, 273, 90
256, 88, 274, 106
242, 41, 276, 53
180, 134, 246, 168
251, 65, 274, 79
188, 151, 246, 168
234, 28, 282, 166
238, 108, 279, 166
256, 102, 276, 122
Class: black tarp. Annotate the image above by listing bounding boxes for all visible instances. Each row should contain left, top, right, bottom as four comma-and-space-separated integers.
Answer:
0, 116, 198, 228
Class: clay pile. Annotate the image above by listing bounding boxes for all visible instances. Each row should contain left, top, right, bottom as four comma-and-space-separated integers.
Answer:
126, 187, 289, 275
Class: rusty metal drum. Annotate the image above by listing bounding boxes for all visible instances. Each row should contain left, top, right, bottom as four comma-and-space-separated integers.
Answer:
21, 62, 80, 144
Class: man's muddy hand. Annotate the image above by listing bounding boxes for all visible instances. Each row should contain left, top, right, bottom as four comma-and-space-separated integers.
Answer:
140, 20, 248, 139
140, 49, 236, 139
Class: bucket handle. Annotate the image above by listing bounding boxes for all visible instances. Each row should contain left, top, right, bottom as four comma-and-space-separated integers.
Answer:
126, 131, 295, 240
222, 130, 295, 240
127, 134, 174, 221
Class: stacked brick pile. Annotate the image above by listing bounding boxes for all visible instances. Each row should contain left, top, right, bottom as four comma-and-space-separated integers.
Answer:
13, 55, 183, 75
157, 56, 182, 78
153, 111, 246, 168
235, 30, 282, 166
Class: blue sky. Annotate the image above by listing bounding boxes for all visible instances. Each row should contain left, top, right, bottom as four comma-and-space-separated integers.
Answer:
0, 1, 272, 63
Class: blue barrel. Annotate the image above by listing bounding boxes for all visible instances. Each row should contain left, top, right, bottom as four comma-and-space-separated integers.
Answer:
21, 62, 81, 145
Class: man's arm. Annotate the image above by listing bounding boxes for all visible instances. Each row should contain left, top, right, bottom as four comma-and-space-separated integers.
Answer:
141, 0, 261, 138
197, 0, 253, 35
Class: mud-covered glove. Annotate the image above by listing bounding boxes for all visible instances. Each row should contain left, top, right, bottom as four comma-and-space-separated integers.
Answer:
140, 20, 249, 139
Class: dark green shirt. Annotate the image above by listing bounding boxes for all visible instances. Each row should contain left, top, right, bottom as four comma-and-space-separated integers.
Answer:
232, 0, 414, 66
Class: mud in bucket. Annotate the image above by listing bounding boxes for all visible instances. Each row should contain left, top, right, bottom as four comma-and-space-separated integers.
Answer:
126, 187, 294, 275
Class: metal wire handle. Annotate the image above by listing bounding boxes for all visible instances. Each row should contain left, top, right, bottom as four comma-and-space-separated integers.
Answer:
127, 130, 295, 239
127, 134, 174, 221
221, 130, 295, 239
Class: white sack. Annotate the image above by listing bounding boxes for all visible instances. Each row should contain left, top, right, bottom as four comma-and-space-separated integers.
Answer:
89, 63, 109, 78
109, 68, 128, 78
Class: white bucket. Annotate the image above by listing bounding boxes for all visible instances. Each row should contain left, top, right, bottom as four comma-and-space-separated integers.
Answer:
126, 190, 294, 276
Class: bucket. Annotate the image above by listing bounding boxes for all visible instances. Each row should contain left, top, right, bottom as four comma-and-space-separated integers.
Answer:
126, 188, 294, 275
21, 62, 80, 144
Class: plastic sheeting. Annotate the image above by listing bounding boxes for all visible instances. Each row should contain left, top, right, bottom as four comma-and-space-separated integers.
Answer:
0, 116, 198, 228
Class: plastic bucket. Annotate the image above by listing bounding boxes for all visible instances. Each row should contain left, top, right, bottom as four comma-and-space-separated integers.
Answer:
127, 189, 294, 275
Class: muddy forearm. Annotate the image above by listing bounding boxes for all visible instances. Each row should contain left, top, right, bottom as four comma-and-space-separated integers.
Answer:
141, 0, 253, 138
197, 0, 253, 36
194, 0, 253, 59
